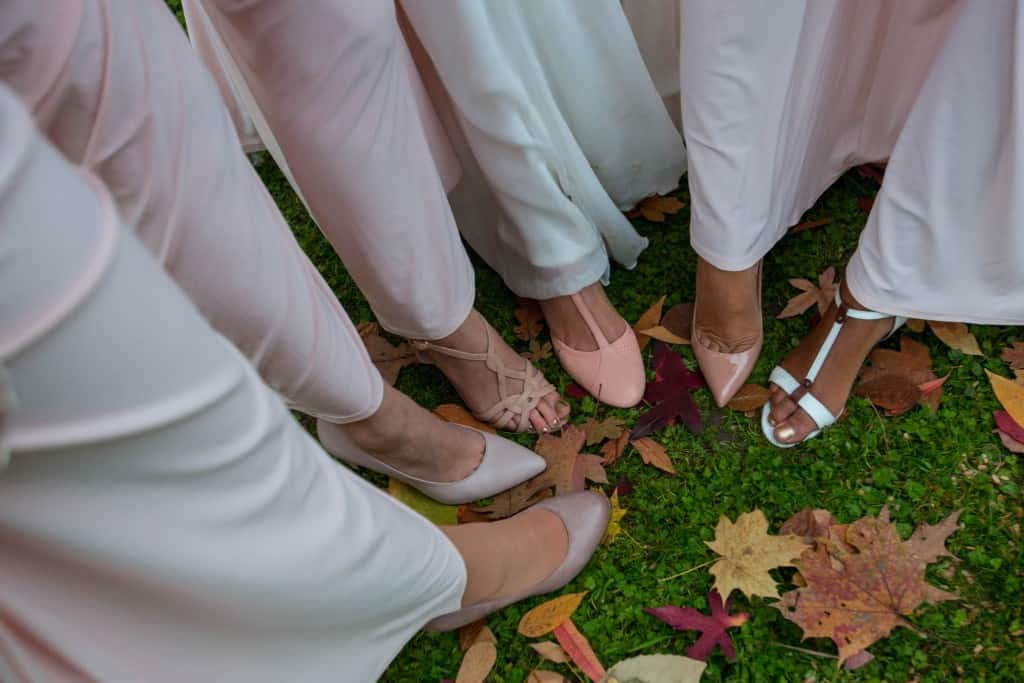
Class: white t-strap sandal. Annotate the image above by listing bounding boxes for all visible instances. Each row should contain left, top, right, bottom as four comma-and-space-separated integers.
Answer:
761, 289, 907, 448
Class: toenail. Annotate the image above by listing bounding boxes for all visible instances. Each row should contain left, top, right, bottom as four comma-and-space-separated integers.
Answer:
550, 418, 561, 427
767, 415, 777, 427
775, 425, 795, 442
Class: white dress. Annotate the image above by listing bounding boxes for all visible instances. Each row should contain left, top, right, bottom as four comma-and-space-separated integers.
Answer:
680, 0, 1024, 324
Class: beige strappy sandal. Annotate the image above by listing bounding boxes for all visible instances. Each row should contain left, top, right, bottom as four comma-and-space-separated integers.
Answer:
411, 325, 559, 434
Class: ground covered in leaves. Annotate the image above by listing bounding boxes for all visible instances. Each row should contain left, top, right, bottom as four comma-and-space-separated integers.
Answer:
251, 151, 1022, 681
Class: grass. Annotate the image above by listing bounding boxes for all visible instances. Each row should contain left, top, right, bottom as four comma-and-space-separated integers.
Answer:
160, 4, 1020, 679
248, 150, 1024, 682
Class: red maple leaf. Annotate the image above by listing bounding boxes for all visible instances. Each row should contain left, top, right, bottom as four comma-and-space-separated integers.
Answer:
630, 342, 703, 440
644, 590, 749, 661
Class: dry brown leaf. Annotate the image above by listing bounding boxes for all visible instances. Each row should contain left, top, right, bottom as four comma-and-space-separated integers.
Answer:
533, 425, 606, 495
777, 507, 959, 665
600, 431, 630, 466
858, 335, 942, 413
777, 267, 836, 319
434, 404, 496, 434
528, 641, 571, 664
726, 384, 772, 412
706, 509, 810, 600
659, 302, 694, 343
526, 671, 567, 683
906, 318, 926, 333
633, 295, 667, 352
779, 509, 840, 540
581, 417, 626, 446
472, 483, 552, 520
632, 437, 676, 475
581, 455, 609, 485
628, 195, 686, 222
523, 339, 553, 363
987, 370, 1024, 428
788, 217, 833, 235
518, 592, 587, 637
456, 641, 497, 683
515, 298, 545, 341
358, 321, 416, 385
639, 325, 689, 345
854, 374, 923, 416
1017, 369, 1024, 386
459, 620, 496, 652
1001, 342, 1024, 370
929, 321, 983, 356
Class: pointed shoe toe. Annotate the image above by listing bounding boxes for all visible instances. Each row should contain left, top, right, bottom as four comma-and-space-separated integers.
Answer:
692, 334, 762, 407
425, 490, 610, 631
552, 329, 646, 408
316, 420, 545, 505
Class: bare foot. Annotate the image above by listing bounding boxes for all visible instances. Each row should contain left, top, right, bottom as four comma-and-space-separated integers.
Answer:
767, 281, 897, 444
443, 507, 569, 606
423, 309, 569, 434
539, 282, 626, 352
340, 383, 483, 482
694, 257, 762, 353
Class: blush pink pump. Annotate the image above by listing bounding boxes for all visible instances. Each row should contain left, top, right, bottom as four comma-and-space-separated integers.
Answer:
550, 293, 646, 408
692, 261, 763, 407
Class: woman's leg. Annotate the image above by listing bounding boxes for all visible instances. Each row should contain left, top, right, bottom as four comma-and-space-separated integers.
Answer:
193, 0, 566, 433
768, 0, 1024, 444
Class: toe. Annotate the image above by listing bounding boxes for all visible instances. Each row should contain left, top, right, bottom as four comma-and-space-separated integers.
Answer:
768, 393, 800, 426
529, 410, 550, 434
534, 400, 561, 432
774, 408, 819, 444
544, 393, 570, 423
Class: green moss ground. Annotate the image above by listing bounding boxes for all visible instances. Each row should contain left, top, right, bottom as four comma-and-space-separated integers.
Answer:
249, 151, 1023, 681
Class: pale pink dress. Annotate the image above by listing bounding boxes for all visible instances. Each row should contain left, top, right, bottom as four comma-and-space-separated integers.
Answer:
0, 0, 467, 679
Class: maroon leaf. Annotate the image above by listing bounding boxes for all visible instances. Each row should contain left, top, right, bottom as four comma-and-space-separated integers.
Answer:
994, 410, 1024, 443
644, 590, 749, 661
630, 393, 702, 440
565, 383, 590, 400
613, 475, 635, 497
644, 342, 705, 403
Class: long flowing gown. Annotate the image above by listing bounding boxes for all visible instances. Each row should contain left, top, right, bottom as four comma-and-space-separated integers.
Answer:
0, 1, 467, 679
680, 0, 1024, 325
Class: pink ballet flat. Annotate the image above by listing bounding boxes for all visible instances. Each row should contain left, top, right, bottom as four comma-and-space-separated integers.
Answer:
692, 261, 763, 407
550, 293, 645, 408
424, 491, 610, 631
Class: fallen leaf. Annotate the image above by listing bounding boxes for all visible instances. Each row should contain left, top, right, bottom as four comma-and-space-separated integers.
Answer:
777, 507, 960, 665
518, 592, 588, 638
523, 339, 554, 363
565, 383, 590, 400
918, 374, 949, 395
532, 425, 606, 496
455, 641, 496, 683
358, 322, 417, 385
997, 430, 1024, 453
515, 298, 545, 341
659, 303, 694, 343
1017, 369, 1024, 386
905, 318, 926, 333
527, 671, 567, 683
529, 641, 571, 664
627, 195, 686, 223
631, 342, 703, 440
1001, 342, 1024, 370
388, 479, 458, 525
929, 321, 983, 356
632, 437, 677, 475
788, 217, 833, 235
987, 369, 1024, 428
644, 590, 750, 662
779, 509, 840, 540
633, 296, 667, 352
995, 410, 1024, 443
777, 267, 836, 319
600, 432, 630, 465
459, 620, 496, 652
434, 404, 496, 434
726, 384, 772, 412
601, 654, 706, 683
843, 649, 876, 671
457, 505, 493, 524
639, 325, 689, 345
854, 374, 922, 416
854, 163, 886, 184
857, 197, 875, 213
613, 475, 635, 497
602, 491, 628, 546
706, 509, 809, 600
553, 619, 606, 682
472, 482, 552, 520
581, 417, 626, 446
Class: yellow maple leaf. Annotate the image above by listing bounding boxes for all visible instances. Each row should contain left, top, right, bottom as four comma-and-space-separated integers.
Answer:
602, 492, 628, 546
705, 509, 809, 600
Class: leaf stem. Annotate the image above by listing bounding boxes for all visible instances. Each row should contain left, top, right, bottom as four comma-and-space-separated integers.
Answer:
657, 559, 715, 583
769, 641, 838, 660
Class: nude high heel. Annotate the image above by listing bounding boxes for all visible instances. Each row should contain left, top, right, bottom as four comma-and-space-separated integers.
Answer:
692, 261, 763, 407
550, 293, 646, 408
